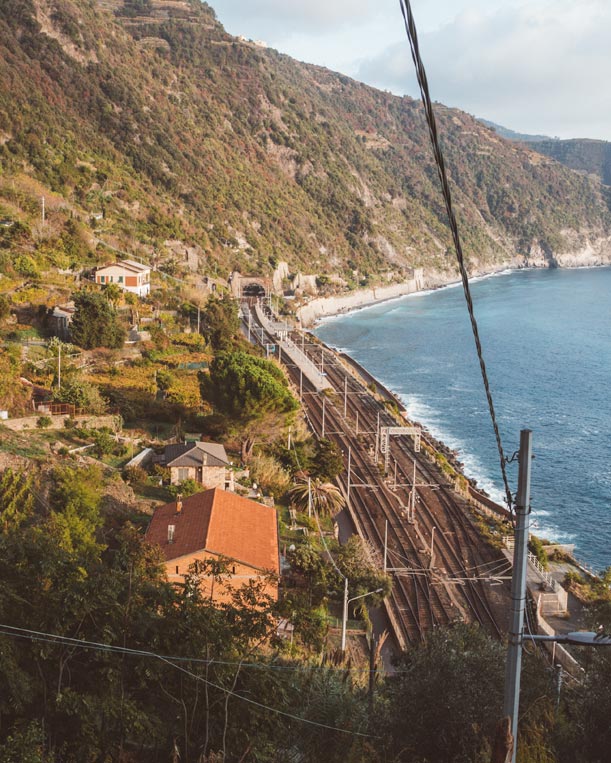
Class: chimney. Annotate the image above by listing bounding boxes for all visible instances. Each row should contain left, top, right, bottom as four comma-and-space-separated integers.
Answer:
176, 494, 183, 514
167, 524, 175, 543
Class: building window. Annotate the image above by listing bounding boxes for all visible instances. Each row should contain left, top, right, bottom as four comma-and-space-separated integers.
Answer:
177, 467, 189, 482
118, 275, 124, 283
175, 565, 179, 574
100, 275, 105, 283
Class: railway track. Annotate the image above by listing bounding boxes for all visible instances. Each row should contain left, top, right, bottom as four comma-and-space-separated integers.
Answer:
245, 305, 508, 645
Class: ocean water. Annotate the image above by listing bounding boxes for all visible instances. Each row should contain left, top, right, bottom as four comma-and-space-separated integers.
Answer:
315, 267, 611, 571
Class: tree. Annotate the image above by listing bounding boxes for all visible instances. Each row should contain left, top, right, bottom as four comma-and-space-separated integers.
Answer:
289, 476, 345, 517
102, 282, 123, 305
199, 351, 298, 461
311, 438, 344, 481
70, 292, 126, 349
52, 373, 107, 414
0, 468, 34, 531
0, 344, 31, 414
201, 296, 240, 351
382, 624, 505, 762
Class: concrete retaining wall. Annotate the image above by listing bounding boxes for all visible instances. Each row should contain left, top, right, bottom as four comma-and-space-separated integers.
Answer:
3, 414, 120, 432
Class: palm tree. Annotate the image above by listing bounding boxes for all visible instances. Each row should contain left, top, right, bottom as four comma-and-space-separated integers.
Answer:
289, 476, 345, 518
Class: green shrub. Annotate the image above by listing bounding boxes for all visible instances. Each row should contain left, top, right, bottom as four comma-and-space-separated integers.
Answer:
36, 415, 52, 429
528, 535, 548, 569
123, 464, 148, 484
168, 478, 202, 497
91, 428, 115, 456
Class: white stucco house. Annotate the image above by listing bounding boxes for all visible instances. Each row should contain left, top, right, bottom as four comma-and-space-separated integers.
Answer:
95, 259, 151, 297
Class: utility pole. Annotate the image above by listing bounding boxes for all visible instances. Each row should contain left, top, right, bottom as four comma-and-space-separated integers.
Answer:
307, 476, 312, 518
429, 526, 436, 570
41, 196, 45, 226
57, 342, 61, 390
344, 376, 348, 417
503, 429, 533, 763
341, 577, 349, 652
287, 426, 292, 450
322, 396, 326, 438
408, 460, 417, 522
347, 446, 351, 509
383, 520, 388, 573
368, 634, 377, 716
374, 411, 380, 462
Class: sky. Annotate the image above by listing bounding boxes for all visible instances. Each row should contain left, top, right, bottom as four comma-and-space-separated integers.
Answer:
209, 0, 611, 141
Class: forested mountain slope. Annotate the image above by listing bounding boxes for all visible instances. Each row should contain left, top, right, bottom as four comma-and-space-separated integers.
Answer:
1, 0, 610, 284
524, 139, 611, 187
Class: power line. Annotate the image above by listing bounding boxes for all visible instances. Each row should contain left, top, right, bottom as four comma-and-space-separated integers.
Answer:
0, 621, 381, 674
399, 0, 514, 513
0, 623, 377, 738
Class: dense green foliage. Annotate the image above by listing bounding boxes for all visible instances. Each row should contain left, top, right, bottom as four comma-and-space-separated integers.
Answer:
0, 464, 609, 761
0, 0, 608, 288
69, 291, 126, 349
200, 296, 240, 351
200, 350, 297, 421
200, 349, 298, 459
526, 138, 611, 187
0, 466, 372, 762
0, 344, 31, 413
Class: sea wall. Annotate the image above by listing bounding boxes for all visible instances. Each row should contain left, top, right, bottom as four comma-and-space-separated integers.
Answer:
297, 275, 423, 327
296, 239, 611, 327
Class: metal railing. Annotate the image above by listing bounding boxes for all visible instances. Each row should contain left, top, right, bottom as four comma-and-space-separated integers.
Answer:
502, 536, 557, 591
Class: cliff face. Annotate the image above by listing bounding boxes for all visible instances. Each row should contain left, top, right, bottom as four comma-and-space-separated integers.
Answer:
0, 0, 610, 285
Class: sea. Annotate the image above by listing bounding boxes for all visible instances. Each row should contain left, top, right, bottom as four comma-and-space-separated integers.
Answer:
314, 267, 611, 572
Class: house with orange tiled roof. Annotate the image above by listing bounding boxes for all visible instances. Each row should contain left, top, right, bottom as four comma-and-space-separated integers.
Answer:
145, 488, 279, 603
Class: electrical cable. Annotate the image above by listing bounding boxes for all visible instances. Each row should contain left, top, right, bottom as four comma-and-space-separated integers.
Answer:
0, 623, 377, 738
398, 0, 514, 512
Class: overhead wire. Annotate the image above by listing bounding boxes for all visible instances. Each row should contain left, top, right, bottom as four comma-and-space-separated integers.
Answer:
398, 0, 514, 512
0, 623, 377, 738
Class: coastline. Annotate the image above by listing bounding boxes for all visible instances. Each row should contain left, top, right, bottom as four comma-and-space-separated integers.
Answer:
296, 253, 611, 327
309, 266, 611, 570
296, 264, 516, 327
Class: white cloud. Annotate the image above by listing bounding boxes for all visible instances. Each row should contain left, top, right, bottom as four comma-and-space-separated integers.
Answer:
356, 1, 611, 138
209, 0, 611, 140
211, 0, 380, 36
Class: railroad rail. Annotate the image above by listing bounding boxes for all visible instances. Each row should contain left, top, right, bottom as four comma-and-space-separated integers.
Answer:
245, 303, 509, 646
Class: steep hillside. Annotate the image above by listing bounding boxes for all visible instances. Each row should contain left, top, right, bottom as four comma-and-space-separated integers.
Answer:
523, 139, 611, 187
478, 119, 553, 144
482, 121, 611, 188
1, 0, 610, 287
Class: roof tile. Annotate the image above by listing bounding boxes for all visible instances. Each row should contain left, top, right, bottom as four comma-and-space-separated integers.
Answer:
146, 488, 279, 574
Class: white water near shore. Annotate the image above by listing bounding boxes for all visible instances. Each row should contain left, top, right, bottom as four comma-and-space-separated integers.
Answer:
315, 267, 611, 568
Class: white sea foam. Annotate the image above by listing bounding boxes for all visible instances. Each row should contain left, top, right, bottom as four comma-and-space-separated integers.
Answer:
315, 266, 611, 566
400, 394, 508, 505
